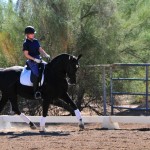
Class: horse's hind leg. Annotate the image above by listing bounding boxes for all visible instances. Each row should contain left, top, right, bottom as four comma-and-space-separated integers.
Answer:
9, 97, 36, 130
60, 93, 84, 130
0, 93, 9, 113
9, 97, 21, 115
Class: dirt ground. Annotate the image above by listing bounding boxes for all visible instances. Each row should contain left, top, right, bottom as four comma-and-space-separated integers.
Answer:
0, 123, 150, 150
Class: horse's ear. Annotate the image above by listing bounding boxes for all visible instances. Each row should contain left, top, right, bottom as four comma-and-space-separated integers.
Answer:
69, 55, 73, 60
77, 54, 82, 61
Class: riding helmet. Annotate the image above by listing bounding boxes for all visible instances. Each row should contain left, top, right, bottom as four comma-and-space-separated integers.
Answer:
24, 26, 36, 34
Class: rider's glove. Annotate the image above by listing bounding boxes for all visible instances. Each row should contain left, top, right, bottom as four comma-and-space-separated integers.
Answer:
34, 58, 41, 63
44, 53, 50, 59
44, 53, 51, 62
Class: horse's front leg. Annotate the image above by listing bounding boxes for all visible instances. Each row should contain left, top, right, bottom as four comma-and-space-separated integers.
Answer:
40, 99, 50, 132
60, 93, 84, 130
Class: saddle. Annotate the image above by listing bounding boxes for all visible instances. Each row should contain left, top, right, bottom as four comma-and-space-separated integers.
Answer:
20, 63, 45, 87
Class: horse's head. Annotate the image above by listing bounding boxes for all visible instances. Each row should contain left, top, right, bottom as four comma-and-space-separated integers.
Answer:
67, 54, 82, 85
45, 54, 82, 85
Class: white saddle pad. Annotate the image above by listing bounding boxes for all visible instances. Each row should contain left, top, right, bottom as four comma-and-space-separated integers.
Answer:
20, 66, 44, 87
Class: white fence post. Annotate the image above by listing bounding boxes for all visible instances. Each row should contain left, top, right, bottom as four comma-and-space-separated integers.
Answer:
0, 116, 11, 130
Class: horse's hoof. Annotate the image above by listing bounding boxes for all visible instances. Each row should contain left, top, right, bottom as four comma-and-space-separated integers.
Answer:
79, 122, 84, 130
30, 124, 37, 130
29, 122, 37, 130
30, 125, 36, 130
40, 126, 47, 132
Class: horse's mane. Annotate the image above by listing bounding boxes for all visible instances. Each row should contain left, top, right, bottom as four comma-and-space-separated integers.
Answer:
50, 53, 70, 63
47, 53, 70, 68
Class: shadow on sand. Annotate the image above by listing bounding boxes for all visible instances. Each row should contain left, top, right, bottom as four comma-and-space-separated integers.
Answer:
0, 131, 70, 138
88, 127, 150, 132
95, 128, 150, 131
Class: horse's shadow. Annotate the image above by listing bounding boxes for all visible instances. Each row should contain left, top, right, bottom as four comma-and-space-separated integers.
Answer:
0, 131, 70, 138
94, 127, 150, 132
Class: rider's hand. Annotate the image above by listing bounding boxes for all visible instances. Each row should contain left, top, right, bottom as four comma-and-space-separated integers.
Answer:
44, 54, 50, 59
44, 54, 51, 62
34, 58, 41, 63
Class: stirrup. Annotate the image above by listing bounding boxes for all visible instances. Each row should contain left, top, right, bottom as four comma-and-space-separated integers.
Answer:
34, 91, 41, 99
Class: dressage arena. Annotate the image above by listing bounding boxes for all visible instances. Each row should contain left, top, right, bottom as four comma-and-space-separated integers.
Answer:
0, 116, 150, 150
1, 63, 150, 150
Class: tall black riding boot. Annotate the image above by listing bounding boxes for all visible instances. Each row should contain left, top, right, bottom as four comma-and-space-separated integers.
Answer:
33, 76, 41, 99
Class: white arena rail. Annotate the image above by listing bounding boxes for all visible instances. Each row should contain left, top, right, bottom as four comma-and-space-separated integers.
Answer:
0, 115, 150, 130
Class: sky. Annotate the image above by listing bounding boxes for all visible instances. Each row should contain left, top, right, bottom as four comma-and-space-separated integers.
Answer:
12, 0, 17, 3
2, 0, 17, 3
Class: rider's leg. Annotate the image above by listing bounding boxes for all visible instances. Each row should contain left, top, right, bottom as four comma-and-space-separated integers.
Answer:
27, 60, 41, 99
32, 64, 41, 99
32, 74, 41, 99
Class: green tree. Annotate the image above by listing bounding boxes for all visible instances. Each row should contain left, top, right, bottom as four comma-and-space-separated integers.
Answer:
116, 0, 150, 63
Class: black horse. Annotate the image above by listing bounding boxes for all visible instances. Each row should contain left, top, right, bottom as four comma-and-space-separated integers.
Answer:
0, 53, 84, 131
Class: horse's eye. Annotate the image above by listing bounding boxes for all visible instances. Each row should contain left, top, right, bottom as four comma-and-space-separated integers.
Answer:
76, 65, 79, 69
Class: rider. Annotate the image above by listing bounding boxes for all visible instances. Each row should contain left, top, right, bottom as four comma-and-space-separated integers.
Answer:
23, 26, 50, 99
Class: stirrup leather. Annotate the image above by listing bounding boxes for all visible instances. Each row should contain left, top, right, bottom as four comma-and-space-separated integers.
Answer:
34, 91, 41, 99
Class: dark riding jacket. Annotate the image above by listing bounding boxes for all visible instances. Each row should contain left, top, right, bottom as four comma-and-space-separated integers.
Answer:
22, 38, 41, 77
